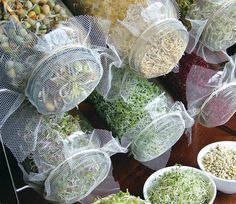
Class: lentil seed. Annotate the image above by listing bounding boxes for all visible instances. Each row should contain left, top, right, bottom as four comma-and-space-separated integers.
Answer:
202, 145, 236, 180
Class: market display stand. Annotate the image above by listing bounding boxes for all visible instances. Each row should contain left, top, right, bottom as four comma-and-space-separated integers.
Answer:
0, 103, 235, 204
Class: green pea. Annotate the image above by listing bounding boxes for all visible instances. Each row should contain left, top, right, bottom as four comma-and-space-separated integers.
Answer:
22, 22, 31, 29
48, 0, 56, 8
54, 4, 61, 13
33, 5, 41, 15
31, 0, 40, 4
25, 1, 33, 9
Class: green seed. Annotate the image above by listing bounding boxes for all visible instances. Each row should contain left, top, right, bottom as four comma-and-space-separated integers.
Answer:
42, 5, 51, 15
48, 0, 56, 8
33, 5, 41, 15
31, 0, 40, 4
54, 4, 61, 13
39, 0, 48, 4
25, 1, 33, 9
22, 22, 31, 29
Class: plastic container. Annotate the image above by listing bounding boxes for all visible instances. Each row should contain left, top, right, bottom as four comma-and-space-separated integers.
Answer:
0, 16, 116, 115
0, 100, 126, 203
44, 150, 111, 203
160, 53, 236, 127
109, 1, 188, 78
129, 18, 189, 78
187, 0, 236, 51
88, 67, 193, 162
65, 0, 188, 78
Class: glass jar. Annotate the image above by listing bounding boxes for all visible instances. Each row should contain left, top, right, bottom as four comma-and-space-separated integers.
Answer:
188, 0, 236, 51
44, 150, 111, 203
161, 53, 236, 128
0, 17, 108, 115
129, 19, 189, 78
198, 83, 236, 127
88, 68, 192, 162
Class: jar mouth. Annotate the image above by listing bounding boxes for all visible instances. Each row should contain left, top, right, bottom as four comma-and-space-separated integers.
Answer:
44, 149, 111, 203
25, 46, 103, 115
129, 18, 189, 78
131, 112, 185, 162
201, 1, 236, 51
199, 82, 236, 127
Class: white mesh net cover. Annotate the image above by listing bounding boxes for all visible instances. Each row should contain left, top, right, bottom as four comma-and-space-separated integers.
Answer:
0, 16, 119, 115
89, 67, 194, 162
0, 98, 126, 203
185, 0, 236, 63
186, 54, 236, 127
108, 0, 189, 78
